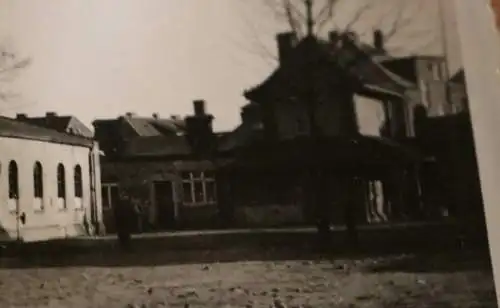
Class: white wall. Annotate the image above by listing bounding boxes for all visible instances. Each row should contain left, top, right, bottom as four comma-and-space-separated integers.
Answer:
354, 95, 386, 137
0, 137, 93, 242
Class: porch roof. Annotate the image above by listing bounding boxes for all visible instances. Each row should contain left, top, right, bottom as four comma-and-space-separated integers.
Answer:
217, 135, 424, 172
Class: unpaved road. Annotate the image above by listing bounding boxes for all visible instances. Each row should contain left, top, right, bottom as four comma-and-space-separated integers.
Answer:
0, 249, 495, 307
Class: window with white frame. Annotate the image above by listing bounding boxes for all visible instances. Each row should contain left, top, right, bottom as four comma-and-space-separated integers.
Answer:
181, 171, 216, 206
101, 183, 118, 210
74, 165, 83, 209
33, 161, 44, 211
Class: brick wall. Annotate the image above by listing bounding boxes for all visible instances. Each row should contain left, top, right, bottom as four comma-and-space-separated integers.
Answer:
100, 159, 219, 232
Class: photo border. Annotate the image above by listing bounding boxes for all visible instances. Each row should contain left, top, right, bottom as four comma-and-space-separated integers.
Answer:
454, 0, 500, 302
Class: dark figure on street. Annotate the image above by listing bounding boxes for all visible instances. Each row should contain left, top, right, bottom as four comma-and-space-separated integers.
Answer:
114, 192, 135, 251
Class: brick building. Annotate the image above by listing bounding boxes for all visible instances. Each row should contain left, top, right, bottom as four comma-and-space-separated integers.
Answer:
93, 100, 219, 233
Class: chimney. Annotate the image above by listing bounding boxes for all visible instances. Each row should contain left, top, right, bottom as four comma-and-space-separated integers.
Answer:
373, 29, 384, 51
193, 100, 206, 116
185, 100, 215, 157
16, 113, 27, 120
241, 103, 260, 124
342, 31, 358, 45
152, 112, 159, 119
329, 30, 340, 45
46, 111, 57, 118
276, 32, 297, 63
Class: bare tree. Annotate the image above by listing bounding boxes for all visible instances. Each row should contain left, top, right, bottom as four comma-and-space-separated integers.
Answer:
233, 0, 440, 249
0, 41, 30, 108
239, 0, 437, 65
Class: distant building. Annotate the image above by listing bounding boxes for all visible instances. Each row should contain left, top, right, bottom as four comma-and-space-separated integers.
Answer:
377, 55, 457, 117
0, 116, 103, 242
15, 112, 94, 138
93, 101, 219, 233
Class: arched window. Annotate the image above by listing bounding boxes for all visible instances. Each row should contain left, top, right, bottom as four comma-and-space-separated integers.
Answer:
33, 161, 43, 198
74, 165, 82, 198
8, 160, 19, 200
33, 161, 44, 211
57, 163, 66, 209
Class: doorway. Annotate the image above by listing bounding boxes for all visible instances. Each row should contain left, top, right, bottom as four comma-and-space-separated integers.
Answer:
153, 181, 176, 230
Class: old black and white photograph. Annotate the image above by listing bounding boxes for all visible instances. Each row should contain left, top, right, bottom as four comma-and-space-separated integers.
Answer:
0, 0, 497, 307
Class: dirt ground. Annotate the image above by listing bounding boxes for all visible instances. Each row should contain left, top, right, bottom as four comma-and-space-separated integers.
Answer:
0, 247, 495, 308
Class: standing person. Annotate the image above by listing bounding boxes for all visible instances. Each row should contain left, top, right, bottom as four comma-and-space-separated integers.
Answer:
114, 192, 133, 251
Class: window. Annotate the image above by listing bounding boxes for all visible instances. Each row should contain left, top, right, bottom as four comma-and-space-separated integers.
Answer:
8, 160, 18, 200
33, 161, 44, 211
181, 171, 217, 206
427, 62, 441, 81
57, 163, 66, 209
33, 162, 43, 198
74, 165, 83, 198
74, 165, 83, 209
101, 183, 118, 210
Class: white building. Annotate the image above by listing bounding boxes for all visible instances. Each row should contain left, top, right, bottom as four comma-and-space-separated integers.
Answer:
0, 115, 103, 242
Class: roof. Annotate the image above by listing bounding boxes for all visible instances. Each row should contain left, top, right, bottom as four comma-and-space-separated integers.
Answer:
244, 34, 414, 103
19, 115, 94, 138
121, 135, 191, 158
218, 135, 424, 171
218, 122, 264, 153
0, 116, 94, 148
94, 115, 186, 138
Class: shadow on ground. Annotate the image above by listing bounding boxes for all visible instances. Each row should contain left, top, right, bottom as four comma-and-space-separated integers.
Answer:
0, 224, 493, 273
362, 249, 493, 273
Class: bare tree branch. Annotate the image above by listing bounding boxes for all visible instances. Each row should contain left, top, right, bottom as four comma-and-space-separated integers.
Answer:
0, 43, 31, 105
315, 0, 341, 34
382, 0, 425, 42
343, 2, 376, 32
225, 6, 279, 67
245, 0, 426, 63
283, 0, 304, 37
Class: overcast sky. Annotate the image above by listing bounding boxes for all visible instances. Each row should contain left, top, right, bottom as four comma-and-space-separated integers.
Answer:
0, 0, 461, 132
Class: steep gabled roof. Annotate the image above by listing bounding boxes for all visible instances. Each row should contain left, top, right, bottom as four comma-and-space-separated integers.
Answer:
244, 34, 414, 103
0, 116, 93, 147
